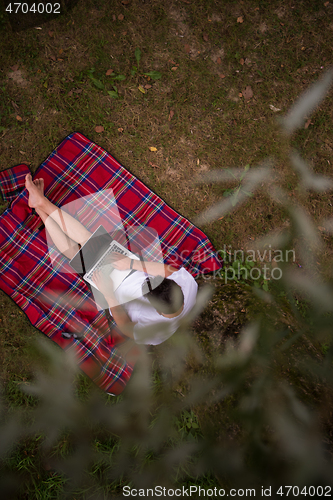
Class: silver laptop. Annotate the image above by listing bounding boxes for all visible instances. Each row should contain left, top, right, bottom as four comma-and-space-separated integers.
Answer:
69, 225, 140, 293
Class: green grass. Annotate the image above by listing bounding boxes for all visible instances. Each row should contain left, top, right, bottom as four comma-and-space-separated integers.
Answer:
1, 0, 333, 495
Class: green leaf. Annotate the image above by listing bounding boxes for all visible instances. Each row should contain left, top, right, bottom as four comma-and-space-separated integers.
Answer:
107, 91, 119, 98
240, 164, 250, 180
223, 188, 234, 197
231, 195, 239, 206
135, 48, 141, 65
131, 68, 137, 76
253, 281, 260, 288
88, 75, 104, 90
112, 74, 126, 81
143, 71, 162, 80
192, 423, 199, 429
242, 190, 253, 197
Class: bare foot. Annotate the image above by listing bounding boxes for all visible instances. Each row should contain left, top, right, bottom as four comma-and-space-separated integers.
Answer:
33, 178, 44, 196
25, 173, 44, 209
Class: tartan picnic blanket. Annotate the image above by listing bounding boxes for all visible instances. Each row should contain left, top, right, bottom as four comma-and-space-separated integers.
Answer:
0, 132, 222, 395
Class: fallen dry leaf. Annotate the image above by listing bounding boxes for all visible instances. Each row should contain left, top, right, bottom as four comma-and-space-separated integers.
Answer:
219, 74, 226, 79
57, 58, 64, 62
95, 126, 104, 133
106, 69, 113, 76
149, 162, 160, 168
122, 31, 127, 35
118, 128, 124, 133
138, 85, 146, 93
238, 92, 243, 98
184, 44, 191, 53
112, 14, 116, 21
269, 104, 281, 112
149, 147, 157, 152
16, 115, 22, 121
68, 91, 73, 96
19, 151, 26, 155
118, 14, 124, 20
144, 84, 152, 89
304, 118, 312, 129
240, 58, 245, 65
324, 1, 329, 6
242, 86, 253, 100
59, 49, 63, 55
216, 57, 222, 65
318, 226, 325, 231
237, 16, 244, 23
168, 110, 174, 121
10, 64, 19, 71
171, 66, 178, 71
74, 89, 82, 94
48, 31, 54, 37
121, 0, 130, 4
50, 55, 56, 61
203, 33, 209, 42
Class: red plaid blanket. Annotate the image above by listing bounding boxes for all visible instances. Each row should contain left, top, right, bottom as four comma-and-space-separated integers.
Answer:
0, 132, 222, 394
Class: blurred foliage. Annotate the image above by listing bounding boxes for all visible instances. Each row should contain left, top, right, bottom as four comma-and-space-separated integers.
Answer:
1, 70, 333, 498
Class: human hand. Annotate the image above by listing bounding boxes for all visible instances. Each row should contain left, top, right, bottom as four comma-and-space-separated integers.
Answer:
91, 268, 115, 298
105, 252, 132, 271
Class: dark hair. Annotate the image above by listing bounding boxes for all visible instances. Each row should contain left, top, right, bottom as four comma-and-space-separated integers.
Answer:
142, 276, 184, 315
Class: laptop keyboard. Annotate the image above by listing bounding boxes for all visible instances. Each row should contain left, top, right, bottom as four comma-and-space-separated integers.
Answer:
86, 243, 128, 280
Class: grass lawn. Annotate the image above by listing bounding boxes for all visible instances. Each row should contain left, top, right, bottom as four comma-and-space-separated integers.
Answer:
1, 0, 333, 497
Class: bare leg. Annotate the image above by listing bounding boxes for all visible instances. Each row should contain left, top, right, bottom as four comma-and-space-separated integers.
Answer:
33, 179, 81, 260
26, 174, 92, 246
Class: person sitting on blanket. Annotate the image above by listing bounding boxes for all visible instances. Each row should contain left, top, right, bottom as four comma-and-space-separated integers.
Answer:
25, 174, 198, 345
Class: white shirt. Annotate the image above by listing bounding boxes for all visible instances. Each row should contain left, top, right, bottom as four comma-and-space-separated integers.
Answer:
110, 267, 198, 345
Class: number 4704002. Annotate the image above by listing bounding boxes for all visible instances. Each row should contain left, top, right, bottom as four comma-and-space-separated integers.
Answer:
277, 485, 331, 496
6, 3, 61, 14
